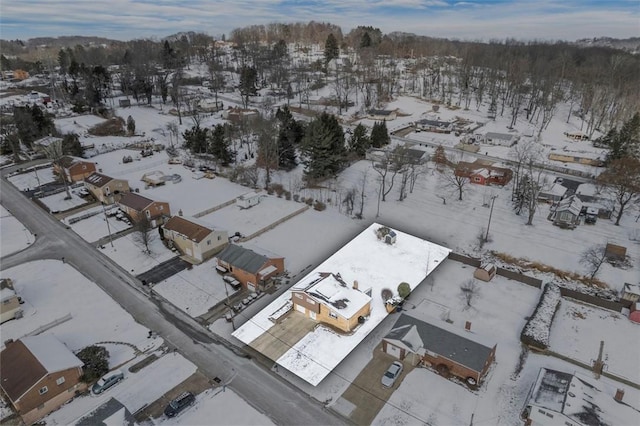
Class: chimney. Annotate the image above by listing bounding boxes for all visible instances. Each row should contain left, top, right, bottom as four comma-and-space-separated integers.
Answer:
614, 388, 625, 403
464, 321, 472, 331
353, 280, 359, 290
178, 209, 183, 216
4, 339, 14, 346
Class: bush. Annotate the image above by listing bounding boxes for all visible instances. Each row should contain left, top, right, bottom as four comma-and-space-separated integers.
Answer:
305, 197, 313, 206
293, 194, 299, 202
381, 288, 393, 302
284, 191, 291, 200
76, 345, 110, 383
88, 117, 126, 137
314, 201, 326, 211
397, 282, 411, 299
271, 183, 284, 196
520, 283, 561, 350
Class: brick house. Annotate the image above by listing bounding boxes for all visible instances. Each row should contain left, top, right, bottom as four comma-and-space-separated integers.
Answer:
84, 172, 130, 204
455, 161, 513, 186
290, 272, 371, 333
53, 156, 97, 183
117, 193, 170, 227
216, 245, 284, 292
161, 215, 228, 263
383, 313, 496, 386
0, 335, 85, 425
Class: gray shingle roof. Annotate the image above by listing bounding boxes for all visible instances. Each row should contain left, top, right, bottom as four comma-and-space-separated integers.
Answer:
217, 244, 272, 274
389, 313, 495, 373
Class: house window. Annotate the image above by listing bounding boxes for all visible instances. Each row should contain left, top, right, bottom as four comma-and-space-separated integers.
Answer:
474, 177, 481, 182
159, 205, 163, 211
207, 240, 211, 245
39, 386, 48, 395
545, 413, 554, 418
294, 293, 303, 299
56, 376, 65, 385
329, 311, 338, 319
2, 299, 10, 305
145, 210, 151, 219
217, 236, 221, 240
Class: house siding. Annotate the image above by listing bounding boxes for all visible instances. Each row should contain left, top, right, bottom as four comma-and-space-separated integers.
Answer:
226, 257, 284, 291
166, 229, 227, 263
421, 344, 496, 383
0, 295, 21, 323
85, 179, 129, 204
66, 163, 97, 182
292, 291, 371, 333
121, 201, 170, 226
14, 367, 84, 424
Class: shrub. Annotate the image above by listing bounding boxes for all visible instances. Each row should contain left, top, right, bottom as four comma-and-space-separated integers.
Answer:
397, 282, 411, 299
293, 194, 300, 202
284, 191, 291, 200
271, 183, 284, 196
520, 283, 561, 350
381, 288, 393, 302
88, 117, 126, 137
305, 197, 313, 206
76, 345, 110, 383
314, 201, 326, 211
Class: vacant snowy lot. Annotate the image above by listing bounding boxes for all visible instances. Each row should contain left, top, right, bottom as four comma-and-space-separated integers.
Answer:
99, 233, 175, 275
0, 204, 33, 256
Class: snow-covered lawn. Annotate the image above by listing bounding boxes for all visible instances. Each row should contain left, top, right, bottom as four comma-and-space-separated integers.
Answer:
199, 192, 306, 237
7, 166, 56, 190
550, 300, 640, 383
0, 260, 160, 358
0, 204, 34, 256
232, 223, 451, 386
153, 263, 239, 318
46, 352, 196, 425
38, 188, 90, 213
65, 205, 132, 243
154, 387, 274, 426
99, 233, 175, 275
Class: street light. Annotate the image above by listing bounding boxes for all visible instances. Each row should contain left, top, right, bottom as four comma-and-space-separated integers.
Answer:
485, 195, 498, 243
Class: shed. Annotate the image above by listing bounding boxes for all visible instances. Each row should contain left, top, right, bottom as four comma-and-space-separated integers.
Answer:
630, 303, 640, 324
237, 192, 262, 209
473, 263, 496, 282
604, 243, 626, 263
621, 283, 640, 303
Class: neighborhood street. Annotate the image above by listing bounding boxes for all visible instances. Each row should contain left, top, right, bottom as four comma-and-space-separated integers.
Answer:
0, 171, 345, 426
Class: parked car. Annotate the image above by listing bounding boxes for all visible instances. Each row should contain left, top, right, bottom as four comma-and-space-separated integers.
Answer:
381, 361, 403, 388
92, 370, 124, 394
164, 391, 196, 417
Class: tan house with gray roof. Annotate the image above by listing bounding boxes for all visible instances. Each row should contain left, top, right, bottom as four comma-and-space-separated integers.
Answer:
84, 172, 129, 204
162, 216, 228, 263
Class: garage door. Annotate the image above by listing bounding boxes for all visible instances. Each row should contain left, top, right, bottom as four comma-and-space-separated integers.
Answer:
387, 343, 401, 359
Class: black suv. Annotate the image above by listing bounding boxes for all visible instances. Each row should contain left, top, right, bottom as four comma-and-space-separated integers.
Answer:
164, 392, 196, 418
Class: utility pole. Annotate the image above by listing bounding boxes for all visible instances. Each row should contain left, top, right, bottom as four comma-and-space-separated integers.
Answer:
102, 202, 114, 247
593, 340, 605, 379
485, 195, 497, 242
223, 280, 235, 331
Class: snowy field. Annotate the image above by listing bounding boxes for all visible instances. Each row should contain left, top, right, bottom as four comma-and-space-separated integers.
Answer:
38, 188, 89, 213
152, 387, 274, 426
0, 204, 34, 256
65, 204, 132, 243
7, 165, 55, 190
199, 192, 306, 237
232, 223, 451, 386
549, 300, 640, 383
152, 263, 239, 318
99, 233, 176, 275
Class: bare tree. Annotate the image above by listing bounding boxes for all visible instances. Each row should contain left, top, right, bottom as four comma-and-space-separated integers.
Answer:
510, 140, 546, 224
342, 188, 356, 216
43, 139, 72, 199
459, 279, 479, 309
580, 244, 607, 280
356, 168, 368, 219
596, 157, 640, 226
170, 69, 184, 125
133, 216, 156, 255
439, 162, 469, 201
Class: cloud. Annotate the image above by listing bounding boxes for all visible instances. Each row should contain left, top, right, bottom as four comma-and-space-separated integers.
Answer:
0, 0, 637, 41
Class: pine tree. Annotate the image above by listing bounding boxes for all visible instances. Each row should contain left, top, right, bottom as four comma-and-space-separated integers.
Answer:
360, 32, 372, 49
324, 33, 339, 65
370, 121, 390, 148
349, 123, 370, 157
183, 125, 208, 153
126, 115, 136, 135
301, 112, 346, 180
603, 112, 640, 163
209, 124, 234, 165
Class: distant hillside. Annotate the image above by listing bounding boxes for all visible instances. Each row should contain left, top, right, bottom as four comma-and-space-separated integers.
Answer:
573, 37, 640, 54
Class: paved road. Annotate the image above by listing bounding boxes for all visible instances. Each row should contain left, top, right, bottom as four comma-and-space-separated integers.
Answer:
0, 170, 345, 426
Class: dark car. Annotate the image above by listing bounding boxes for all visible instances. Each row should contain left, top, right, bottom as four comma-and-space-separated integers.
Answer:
164, 392, 196, 418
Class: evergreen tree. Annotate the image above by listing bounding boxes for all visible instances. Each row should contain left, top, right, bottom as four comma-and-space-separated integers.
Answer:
601, 112, 640, 163
324, 33, 339, 65
61, 133, 83, 157
210, 124, 234, 165
183, 125, 208, 153
349, 123, 370, 157
239, 65, 257, 108
370, 121, 390, 148
360, 32, 372, 49
301, 112, 346, 180
126, 115, 136, 135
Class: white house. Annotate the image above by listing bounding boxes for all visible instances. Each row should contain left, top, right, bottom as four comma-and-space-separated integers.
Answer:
483, 132, 519, 147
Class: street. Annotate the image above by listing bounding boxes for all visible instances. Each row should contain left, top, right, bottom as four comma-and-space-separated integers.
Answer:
0, 170, 345, 426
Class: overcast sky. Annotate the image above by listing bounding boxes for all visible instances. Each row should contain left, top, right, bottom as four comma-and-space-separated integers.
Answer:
1, 0, 638, 42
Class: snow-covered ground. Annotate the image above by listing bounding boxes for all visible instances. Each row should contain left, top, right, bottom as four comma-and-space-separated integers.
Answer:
0, 204, 34, 256
65, 204, 132, 243
153, 387, 274, 426
38, 188, 90, 213
232, 223, 451, 386
7, 165, 56, 190
99, 233, 175, 275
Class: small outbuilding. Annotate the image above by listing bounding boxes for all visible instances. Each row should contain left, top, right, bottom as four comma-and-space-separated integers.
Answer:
621, 283, 640, 303
237, 192, 262, 209
629, 303, 640, 324
473, 263, 496, 282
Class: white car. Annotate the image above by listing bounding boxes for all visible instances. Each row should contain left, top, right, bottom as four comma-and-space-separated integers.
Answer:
381, 361, 403, 388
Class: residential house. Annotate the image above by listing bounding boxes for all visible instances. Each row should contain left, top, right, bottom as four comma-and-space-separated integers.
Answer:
0, 335, 85, 425
161, 215, 228, 263
551, 195, 582, 229
629, 303, 640, 324
216, 244, 284, 292
32, 136, 63, 153
483, 132, 519, 147
621, 283, 640, 303
117, 193, 170, 227
368, 109, 397, 121
84, 172, 130, 204
538, 183, 567, 203
1, 278, 22, 323
455, 161, 513, 186
415, 119, 453, 134
291, 272, 371, 333
222, 107, 259, 123
383, 313, 497, 386
53, 156, 97, 183
524, 368, 637, 426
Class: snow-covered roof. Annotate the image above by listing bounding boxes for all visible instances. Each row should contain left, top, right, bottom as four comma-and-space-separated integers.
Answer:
529, 368, 639, 425
232, 223, 451, 386
296, 272, 371, 320
0, 287, 16, 303
485, 132, 516, 140
623, 283, 640, 296
541, 183, 567, 197
555, 195, 583, 216
21, 334, 83, 373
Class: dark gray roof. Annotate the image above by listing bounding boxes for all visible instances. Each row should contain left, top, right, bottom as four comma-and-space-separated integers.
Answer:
76, 398, 135, 426
217, 244, 276, 274
390, 313, 495, 373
